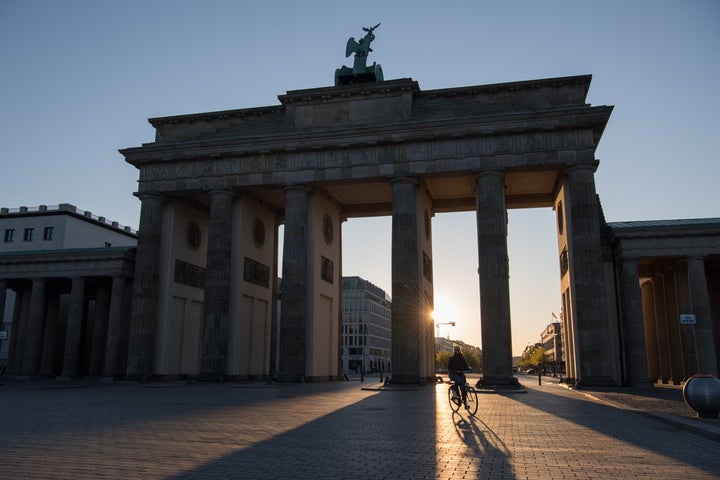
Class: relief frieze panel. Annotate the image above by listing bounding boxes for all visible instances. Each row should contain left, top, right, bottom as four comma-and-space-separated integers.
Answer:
323, 149, 349, 168
461, 138, 490, 157
350, 148, 373, 166
139, 129, 587, 187
379, 145, 403, 164
272, 154, 287, 171
406, 143, 430, 162
431, 140, 458, 159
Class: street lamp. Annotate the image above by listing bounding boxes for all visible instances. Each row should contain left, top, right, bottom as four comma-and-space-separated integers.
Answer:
435, 321, 455, 338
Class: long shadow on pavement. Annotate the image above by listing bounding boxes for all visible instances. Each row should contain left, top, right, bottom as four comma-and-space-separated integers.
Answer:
503, 380, 720, 477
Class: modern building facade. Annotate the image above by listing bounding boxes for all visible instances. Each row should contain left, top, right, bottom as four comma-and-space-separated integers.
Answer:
540, 321, 563, 374
341, 276, 391, 374
0, 204, 137, 377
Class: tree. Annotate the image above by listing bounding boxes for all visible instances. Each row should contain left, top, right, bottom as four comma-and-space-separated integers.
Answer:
436, 348, 482, 371
517, 345, 549, 370
436, 351, 451, 370
464, 349, 481, 370
530, 347, 549, 368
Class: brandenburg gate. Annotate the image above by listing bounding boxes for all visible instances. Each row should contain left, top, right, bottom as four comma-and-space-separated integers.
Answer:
120, 72, 616, 385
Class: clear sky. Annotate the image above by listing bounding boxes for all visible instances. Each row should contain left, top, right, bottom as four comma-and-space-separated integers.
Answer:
1, 1, 718, 355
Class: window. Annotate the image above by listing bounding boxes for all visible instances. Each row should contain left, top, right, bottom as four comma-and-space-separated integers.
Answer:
3, 229, 14, 242
23, 228, 34, 241
43, 226, 54, 240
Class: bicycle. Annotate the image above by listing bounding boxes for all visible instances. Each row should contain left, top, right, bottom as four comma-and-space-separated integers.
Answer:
447, 370, 478, 416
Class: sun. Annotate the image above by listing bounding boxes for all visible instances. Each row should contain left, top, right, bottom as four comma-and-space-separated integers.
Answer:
431, 293, 459, 324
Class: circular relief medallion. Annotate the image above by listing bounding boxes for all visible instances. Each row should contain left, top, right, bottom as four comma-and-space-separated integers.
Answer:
557, 201, 564, 235
323, 213, 333, 245
253, 218, 266, 248
186, 221, 202, 251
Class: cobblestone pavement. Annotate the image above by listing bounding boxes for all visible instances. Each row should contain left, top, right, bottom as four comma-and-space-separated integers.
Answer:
0, 375, 718, 479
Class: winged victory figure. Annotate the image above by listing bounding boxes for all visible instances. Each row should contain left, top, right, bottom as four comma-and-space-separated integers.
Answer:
335, 23, 384, 86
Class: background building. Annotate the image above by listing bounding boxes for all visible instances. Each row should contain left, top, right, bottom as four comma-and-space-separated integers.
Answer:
0, 204, 136, 377
341, 276, 391, 374
540, 321, 563, 375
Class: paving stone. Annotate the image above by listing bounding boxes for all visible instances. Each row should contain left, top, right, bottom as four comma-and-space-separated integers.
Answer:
0, 376, 718, 479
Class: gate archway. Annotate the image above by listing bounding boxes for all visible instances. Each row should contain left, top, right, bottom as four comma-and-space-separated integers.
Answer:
121, 75, 616, 385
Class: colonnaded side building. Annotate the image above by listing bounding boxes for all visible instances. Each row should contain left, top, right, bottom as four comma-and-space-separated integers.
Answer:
2, 75, 719, 386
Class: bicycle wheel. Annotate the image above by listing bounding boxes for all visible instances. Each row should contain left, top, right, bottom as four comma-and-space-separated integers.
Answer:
447, 385, 461, 412
465, 386, 478, 416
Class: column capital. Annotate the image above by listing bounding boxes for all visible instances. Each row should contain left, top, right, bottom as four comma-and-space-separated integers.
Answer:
389, 176, 418, 185
207, 188, 235, 197
283, 183, 312, 192
565, 162, 599, 175
133, 191, 165, 201
474, 170, 504, 180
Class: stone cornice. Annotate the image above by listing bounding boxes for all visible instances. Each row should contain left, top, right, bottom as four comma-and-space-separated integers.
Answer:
608, 219, 720, 240
122, 105, 612, 166
123, 75, 610, 167
148, 105, 285, 128
278, 78, 420, 105
0, 247, 137, 278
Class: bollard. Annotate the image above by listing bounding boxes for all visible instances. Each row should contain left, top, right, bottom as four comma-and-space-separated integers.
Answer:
538, 371, 542, 385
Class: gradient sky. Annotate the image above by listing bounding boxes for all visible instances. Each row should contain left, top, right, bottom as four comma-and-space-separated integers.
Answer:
1, 1, 718, 355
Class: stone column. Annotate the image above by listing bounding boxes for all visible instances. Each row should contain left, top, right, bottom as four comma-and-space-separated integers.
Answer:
687, 256, 717, 376
0, 279, 6, 331
103, 276, 126, 378
390, 177, 421, 384
40, 292, 60, 376
561, 291, 578, 381
21, 278, 46, 376
126, 193, 164, 379
8, 284, 28, 374
278, 185, 310, 382
663, 267, 684, 383
565, 165, 613, 385
674, 261, 697, 376
200, 189, 234, 379
640, 280, 660, 381
88, 282, 110, 376
475, 171, 516, 386
652, 273, 672, 383
619, 258, 651, 386
0, 280, 7, 370
61, 276, 85, 378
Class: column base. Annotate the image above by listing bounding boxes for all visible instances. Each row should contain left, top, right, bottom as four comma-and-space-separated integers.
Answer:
276, 373, 305, 383
476, 376, 522, 390
389, 374, 422, 385
625, 378, 654, 388
574, 376, 618, 388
